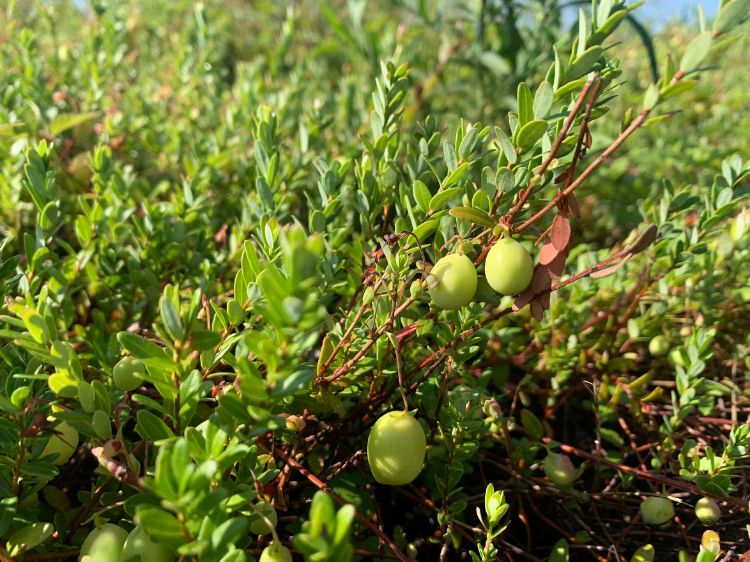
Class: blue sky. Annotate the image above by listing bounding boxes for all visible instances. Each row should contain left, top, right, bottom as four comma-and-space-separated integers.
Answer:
637, 0, 719, 23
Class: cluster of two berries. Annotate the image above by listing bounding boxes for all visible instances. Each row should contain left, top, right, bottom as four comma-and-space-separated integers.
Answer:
428, 237, 534, 310
366, 238, 535, 486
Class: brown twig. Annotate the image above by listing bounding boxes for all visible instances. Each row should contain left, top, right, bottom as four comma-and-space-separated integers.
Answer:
544, 438, 747, 508
505, 75, 600, 226
269, 445, 415, 562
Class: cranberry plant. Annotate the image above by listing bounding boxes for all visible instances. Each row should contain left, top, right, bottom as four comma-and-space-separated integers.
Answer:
1, 1, 749, 561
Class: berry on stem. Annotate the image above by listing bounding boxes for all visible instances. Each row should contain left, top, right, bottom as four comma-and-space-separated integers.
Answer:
543, 452, 577, 486
648, 335, 669, 357
367, 411, 426, 485
695, 497, 721, 525
640, 496, 674, 527
428, 254, 477, 310
484, 238, 534, 295
79, 523, 128, 562
259, 543, 293, 562
113, 357, 146, 392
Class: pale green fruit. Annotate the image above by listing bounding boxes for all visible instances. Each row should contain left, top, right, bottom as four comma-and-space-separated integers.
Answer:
41, 420, 79, 466
121, 526, 174, 562
695, 497, 721, 525
367, 411, 426, 485
428, 254, 477, 310
79, 523, 128, 562
630, 544, 655, 562
648, 335, 669, 357
640, 496, 674, 527
249, 502, 277, 535
485, 238, 534, 295
543, 452, 577, 486
113, 357, 145, 392
259, 543, 293, 562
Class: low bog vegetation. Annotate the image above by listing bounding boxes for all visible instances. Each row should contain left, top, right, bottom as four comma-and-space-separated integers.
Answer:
1, 1, 749, 561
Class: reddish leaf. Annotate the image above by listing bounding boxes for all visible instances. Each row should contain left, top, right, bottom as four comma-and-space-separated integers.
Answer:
551, 214, 571, 252
625, 224, 659, 255
513, 285, 535, 311
567, 194, 580, 218
531, 265, 552, 293
531, 300, 544, 321
539, 243, 559, 265
590, 258, 629, 279
547, 251, 567, 278
540, 293, 550, 308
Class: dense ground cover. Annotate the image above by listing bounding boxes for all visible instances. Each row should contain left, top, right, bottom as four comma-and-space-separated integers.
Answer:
1, 1, 749, 561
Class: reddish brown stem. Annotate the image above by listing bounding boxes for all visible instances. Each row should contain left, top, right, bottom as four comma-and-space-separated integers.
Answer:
505, 75, 600, 225
544, 438, 747, 508
516, 108, 651, 233
271, 447, 416, 562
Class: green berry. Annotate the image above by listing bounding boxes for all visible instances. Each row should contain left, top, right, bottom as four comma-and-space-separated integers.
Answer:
428, 254, 477, 310
648, 335, 669, 357
367, 411, 426, 485
79, 523, 128, 562
249, 502, 277, 535
113, 357, 146, 392
695, 497, 721, 525
640, 496, 674, 527
543, 452, 577, 486
259, 543, 293, 562
485, 238, 534, 295
630, 544, 655, 562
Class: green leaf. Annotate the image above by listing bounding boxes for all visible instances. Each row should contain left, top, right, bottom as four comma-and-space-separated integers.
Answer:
211, 517, 250, 551
48, 112, 100, 136
271, 367, 315, 397
520, 409, 544, 440
317, 335, 334, 376
448, 207, 495, 228
696, 550, 717, 562
443, 161, 469, 188
136, 410, 175, 442
117, 332, 174, 370
660, 79, 697, 100
6, 522, 54, 557
413, 180, 432, 213
549, 539, 569, 562
713, 0, 750, 34
159, 294, 184, 342
8, 304, 48, 344
443, 141, 458, 172
429, 188, 461, 211
566, 46, 603, 81
554, 77, 589, 100
533, 81, 553, 118
494, 127, 517, 164
458, 126, 479, 159
577, 8, 589, 56
190, 329, 221, 351
135, 506, 185, 547
478, 51, 511, 76
48, 372, 78, 397
517, 82, 534, 127
642, 84, 660, 110
680, 32, 712, 72
516, 120, 548, 152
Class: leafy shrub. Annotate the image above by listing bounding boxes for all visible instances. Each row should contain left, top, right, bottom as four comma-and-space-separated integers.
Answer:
1, 1, 749, 561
